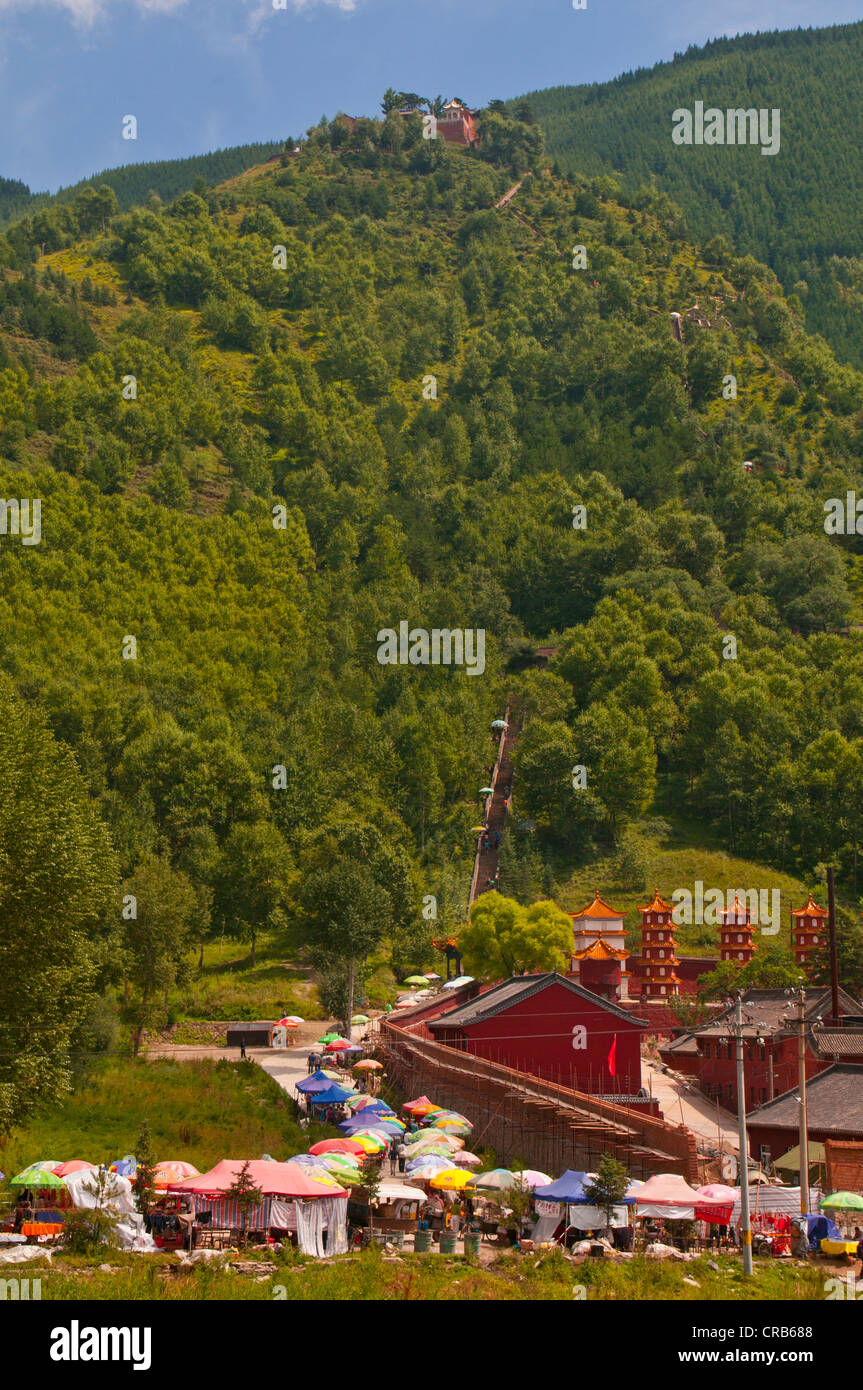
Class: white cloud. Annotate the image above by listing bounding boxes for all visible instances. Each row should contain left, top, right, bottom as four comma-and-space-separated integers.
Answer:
0, 0, 187, 23
0, 0, 359, 22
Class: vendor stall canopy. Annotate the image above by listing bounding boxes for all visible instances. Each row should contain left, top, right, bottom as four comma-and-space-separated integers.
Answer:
169, 1160, 347, 1199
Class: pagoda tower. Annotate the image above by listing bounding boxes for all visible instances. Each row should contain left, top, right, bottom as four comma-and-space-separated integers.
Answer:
569, 890, 631, 1001
790, 893, 827, 974
719, 894, 756, 964
636, 891, 680, 999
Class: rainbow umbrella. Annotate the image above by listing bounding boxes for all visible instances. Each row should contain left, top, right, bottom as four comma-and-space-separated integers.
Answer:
277, 1016, 304, 1026
321, 1153, 361, 1172
430, 1169, 474, 1191
350, 1134, 387, 1154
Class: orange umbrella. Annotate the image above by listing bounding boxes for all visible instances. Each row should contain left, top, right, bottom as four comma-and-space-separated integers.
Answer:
352, 1059, 382, 1071
153, 1161, 200, 1188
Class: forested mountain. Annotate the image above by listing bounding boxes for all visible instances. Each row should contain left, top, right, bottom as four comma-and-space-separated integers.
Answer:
1, 104, 863, 1048
0, 142, 283, 229
520, 23, 863, 368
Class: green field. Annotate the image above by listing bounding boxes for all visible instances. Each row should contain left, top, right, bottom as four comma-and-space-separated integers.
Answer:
0, 1058, 326, 1177
8, 1246, 828, 1302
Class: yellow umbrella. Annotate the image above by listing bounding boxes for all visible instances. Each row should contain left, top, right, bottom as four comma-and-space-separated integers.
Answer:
351, 1134, 386, 1154
430, 1169, 474, 1191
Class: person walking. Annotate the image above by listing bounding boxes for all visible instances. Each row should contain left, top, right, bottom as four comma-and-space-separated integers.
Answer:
397, 1141, 407, 1175
239, 1040, 246, 1060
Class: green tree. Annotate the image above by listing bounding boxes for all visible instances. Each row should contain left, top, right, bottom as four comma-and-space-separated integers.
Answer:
0, 679, 118, 1137
458, 894, 572, 979
225, 1160, 265, 1247
583, 1152, 629, 1226
124, 854, 199, 1053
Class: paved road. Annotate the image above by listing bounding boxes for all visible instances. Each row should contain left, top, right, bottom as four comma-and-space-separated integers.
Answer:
644, 1058, 740, 1155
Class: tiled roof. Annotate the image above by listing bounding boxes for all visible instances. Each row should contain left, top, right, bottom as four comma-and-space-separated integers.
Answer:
571, 890, 624, 921
811, 1029, 863, 1058
427, 972, 645, 1031
639, 891, 673, 914
791, 894, 827, 919
661, 987, 861, 1047
749, 1064, 863, 1133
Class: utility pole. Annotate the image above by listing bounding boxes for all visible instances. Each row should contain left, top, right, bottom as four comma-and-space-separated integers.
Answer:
730, 993, 754, 1276
797, 984, 810, 1216
826, 867, 840, 1023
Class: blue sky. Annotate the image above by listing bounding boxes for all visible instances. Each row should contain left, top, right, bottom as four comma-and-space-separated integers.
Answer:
2, 0, 862, 191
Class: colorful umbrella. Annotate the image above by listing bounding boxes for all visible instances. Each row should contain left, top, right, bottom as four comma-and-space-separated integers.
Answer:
452, 1151, 483, 1168
478, 787, 494, 796
470, 826, 486, 835
53, 1160, 96, 1178
351, 1015, 370, 1026
321, 1153, 361, 1171
430, 1169, 474, 1191
491, 719, 508, 729
514, 1170, 553, 1189
10, 1167, 65, 1189
424, 973, 441, 981
352, 1059, 382, 1071
109, 1158, 137, 1176
403, 976, 428, 986
277, 1016, 304, 1026
404, 1098, 441, 1116
408, 1164, 454, 1182
316, 1033, 341, 1044
325, 1039, 353, 1052
19, 1161, 61, 1173
309, 1139, 367, 1157
820, 1191, 863, 1210
351, 1135, 387, 1154
470, 1168, 518, 1190
153, 1161, 200, 1188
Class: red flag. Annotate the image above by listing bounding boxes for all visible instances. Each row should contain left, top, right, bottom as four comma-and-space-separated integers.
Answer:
607, 1035, 617, 1078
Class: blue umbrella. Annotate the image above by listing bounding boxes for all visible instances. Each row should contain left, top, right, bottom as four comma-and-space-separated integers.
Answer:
306, 1084, 356, 1106
297, 1070, 348, 1095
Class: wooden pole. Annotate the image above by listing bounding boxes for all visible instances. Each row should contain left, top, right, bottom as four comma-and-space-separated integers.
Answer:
827, 867, 841, 1023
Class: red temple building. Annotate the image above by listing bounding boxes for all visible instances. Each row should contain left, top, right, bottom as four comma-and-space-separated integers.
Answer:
427, 972, 645, 1096
634, 891, 680, 999
719, 894, 756, 964
568, 891, 631, 1002
434, 100, 479, 146
791, 893, 827, 973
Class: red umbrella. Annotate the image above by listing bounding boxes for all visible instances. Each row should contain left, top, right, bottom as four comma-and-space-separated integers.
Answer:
309, 1138, 367, 1157
53, 1160, 96, 1177
324, 1039, 352, 1052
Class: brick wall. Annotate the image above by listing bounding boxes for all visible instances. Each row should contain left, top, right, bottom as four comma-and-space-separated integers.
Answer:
378, 1019, 699, 1182
825, 1140, 863, 1195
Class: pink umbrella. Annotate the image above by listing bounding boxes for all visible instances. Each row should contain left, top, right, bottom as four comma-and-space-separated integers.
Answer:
53, 1160, 96, 1177
324, 1039, 352, 1052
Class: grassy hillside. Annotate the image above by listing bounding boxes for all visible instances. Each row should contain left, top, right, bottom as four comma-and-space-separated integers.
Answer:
522, 23, 863, 368
0, 1057, 319, 1176
1, 105, 863, 1084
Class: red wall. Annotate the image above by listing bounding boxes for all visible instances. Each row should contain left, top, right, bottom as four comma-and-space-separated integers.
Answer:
434, 981, 643, 1095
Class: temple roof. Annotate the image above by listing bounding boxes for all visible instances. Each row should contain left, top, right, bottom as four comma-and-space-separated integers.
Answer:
791, 893, 827, 919
571, 889, 623, 921
572, 939, 628, 961
639, 890, 673, 914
